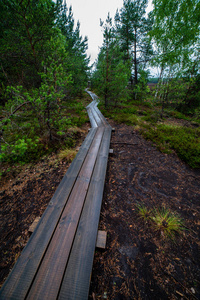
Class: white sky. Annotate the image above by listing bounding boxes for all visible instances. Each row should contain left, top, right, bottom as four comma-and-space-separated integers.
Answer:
67, 0, 153, 65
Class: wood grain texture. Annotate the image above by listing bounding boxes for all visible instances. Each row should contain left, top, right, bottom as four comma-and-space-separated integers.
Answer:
96, 231, 107, 249
58, 128, 112, 300
26, 128, 104, 300
86, 106, 98, 128
0, 128, 97, 300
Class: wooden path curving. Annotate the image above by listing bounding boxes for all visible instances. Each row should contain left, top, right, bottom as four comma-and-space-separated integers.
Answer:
0, 91, 112, 300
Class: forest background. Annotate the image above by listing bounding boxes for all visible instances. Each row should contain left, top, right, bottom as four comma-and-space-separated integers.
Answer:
0, 0, 200, 170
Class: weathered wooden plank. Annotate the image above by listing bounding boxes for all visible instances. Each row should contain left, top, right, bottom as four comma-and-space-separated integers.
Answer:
0, 91, 112, 300
26, 128, 105, 300
58, 128, 112, 300
109, 149, 114, 155
28, 217, 41, 234
0, 128, 97, 300
93, 104, 111, 128
86, 107, 98, 128
96, 231, 107, 249
90, 104, 102, 127
86, 90, 110, 128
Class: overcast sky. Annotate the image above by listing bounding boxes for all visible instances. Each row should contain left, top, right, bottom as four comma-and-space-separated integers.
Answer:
67, 0, 153, 65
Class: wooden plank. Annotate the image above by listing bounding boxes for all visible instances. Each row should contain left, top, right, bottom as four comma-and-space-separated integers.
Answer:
58, 128, 112, 300
86, 90, 110, 128
86, 107, 98, 128
96, 231, 107, 249
0, 91, 111, 300
26, 127, 105, 300
90, 104, 102, 127
28, 217, 41, 234
0, 128, 97, 300
93, 104, 111, 128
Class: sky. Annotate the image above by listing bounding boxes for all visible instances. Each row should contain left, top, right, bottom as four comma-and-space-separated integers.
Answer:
67, 0, 153, 65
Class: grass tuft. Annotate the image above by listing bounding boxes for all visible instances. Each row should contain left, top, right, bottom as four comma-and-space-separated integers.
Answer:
135, 204, 185, 239
152, 208, 184, 238
58, 148, 77, 162
136, 204, 151, 221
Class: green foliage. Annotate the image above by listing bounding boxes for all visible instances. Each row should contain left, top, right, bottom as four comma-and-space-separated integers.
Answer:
0, 0, 89, 164
151, 0, 200, 68
0, 138, 39, 162
0, 82, 88, 162
136, 204, 151, 221
116, 0, 153, 86
0, 0, 89, 94
136, 204, 185, 239
99, 95, 200, 168
92, 14, 130, 107
153, 76, 200, 115
0, 0, 56, 87
142, 124, 200, 168
152, 208, 184, 239
134, 70, 151, 101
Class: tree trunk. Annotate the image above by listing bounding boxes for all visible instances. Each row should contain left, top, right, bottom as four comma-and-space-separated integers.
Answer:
105, 39, 109, 108
134, 28, 138, 85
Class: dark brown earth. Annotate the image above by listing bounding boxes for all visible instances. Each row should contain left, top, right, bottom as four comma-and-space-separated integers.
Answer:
89, 120, 200, 300
0, 120, 200, 299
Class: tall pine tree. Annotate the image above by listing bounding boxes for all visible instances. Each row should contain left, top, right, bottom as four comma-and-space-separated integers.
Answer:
115, 0, 153, 87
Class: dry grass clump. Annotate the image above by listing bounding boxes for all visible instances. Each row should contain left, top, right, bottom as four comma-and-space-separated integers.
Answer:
67, 126, 85, 134
58, 148, 77, 162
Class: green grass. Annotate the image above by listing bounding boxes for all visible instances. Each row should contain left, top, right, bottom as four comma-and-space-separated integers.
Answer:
136, 204, 185, 239
142, 124, 200, 168
136, 204, 152, 221
99, 100, 200, 168
151, 208, 184, 239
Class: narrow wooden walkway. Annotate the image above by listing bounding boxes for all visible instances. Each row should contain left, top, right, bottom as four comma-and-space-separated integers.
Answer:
0, 91, 112, 300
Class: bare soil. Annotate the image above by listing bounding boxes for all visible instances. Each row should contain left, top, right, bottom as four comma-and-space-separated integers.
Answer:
89, 120, 200, 300
0, 120, 200, 300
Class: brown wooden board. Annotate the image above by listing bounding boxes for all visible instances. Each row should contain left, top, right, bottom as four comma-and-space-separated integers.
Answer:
0, 91, 112, 300
26, 127, 105, 300
58, 128, 112, 300
96, 231, 107, 249
90, 104, 102, 127
0, 128, 97, 300
86, 106, 98, 128
93, 104, 111, 128
28, 217, 41, 234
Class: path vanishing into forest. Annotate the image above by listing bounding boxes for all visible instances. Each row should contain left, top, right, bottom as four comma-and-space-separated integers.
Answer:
0, 91, 112, 300
0, 91, 200, 299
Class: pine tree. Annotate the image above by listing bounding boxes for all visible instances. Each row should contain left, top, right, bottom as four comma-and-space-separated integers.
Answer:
115, 0, 153, 87
93, 14, 130, 107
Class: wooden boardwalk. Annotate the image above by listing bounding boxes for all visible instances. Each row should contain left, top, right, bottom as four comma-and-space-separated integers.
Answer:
0, 91, 112, 300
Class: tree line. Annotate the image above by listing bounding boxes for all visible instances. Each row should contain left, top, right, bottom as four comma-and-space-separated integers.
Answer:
0, 0, 89, 162
92, 0, 200, 112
